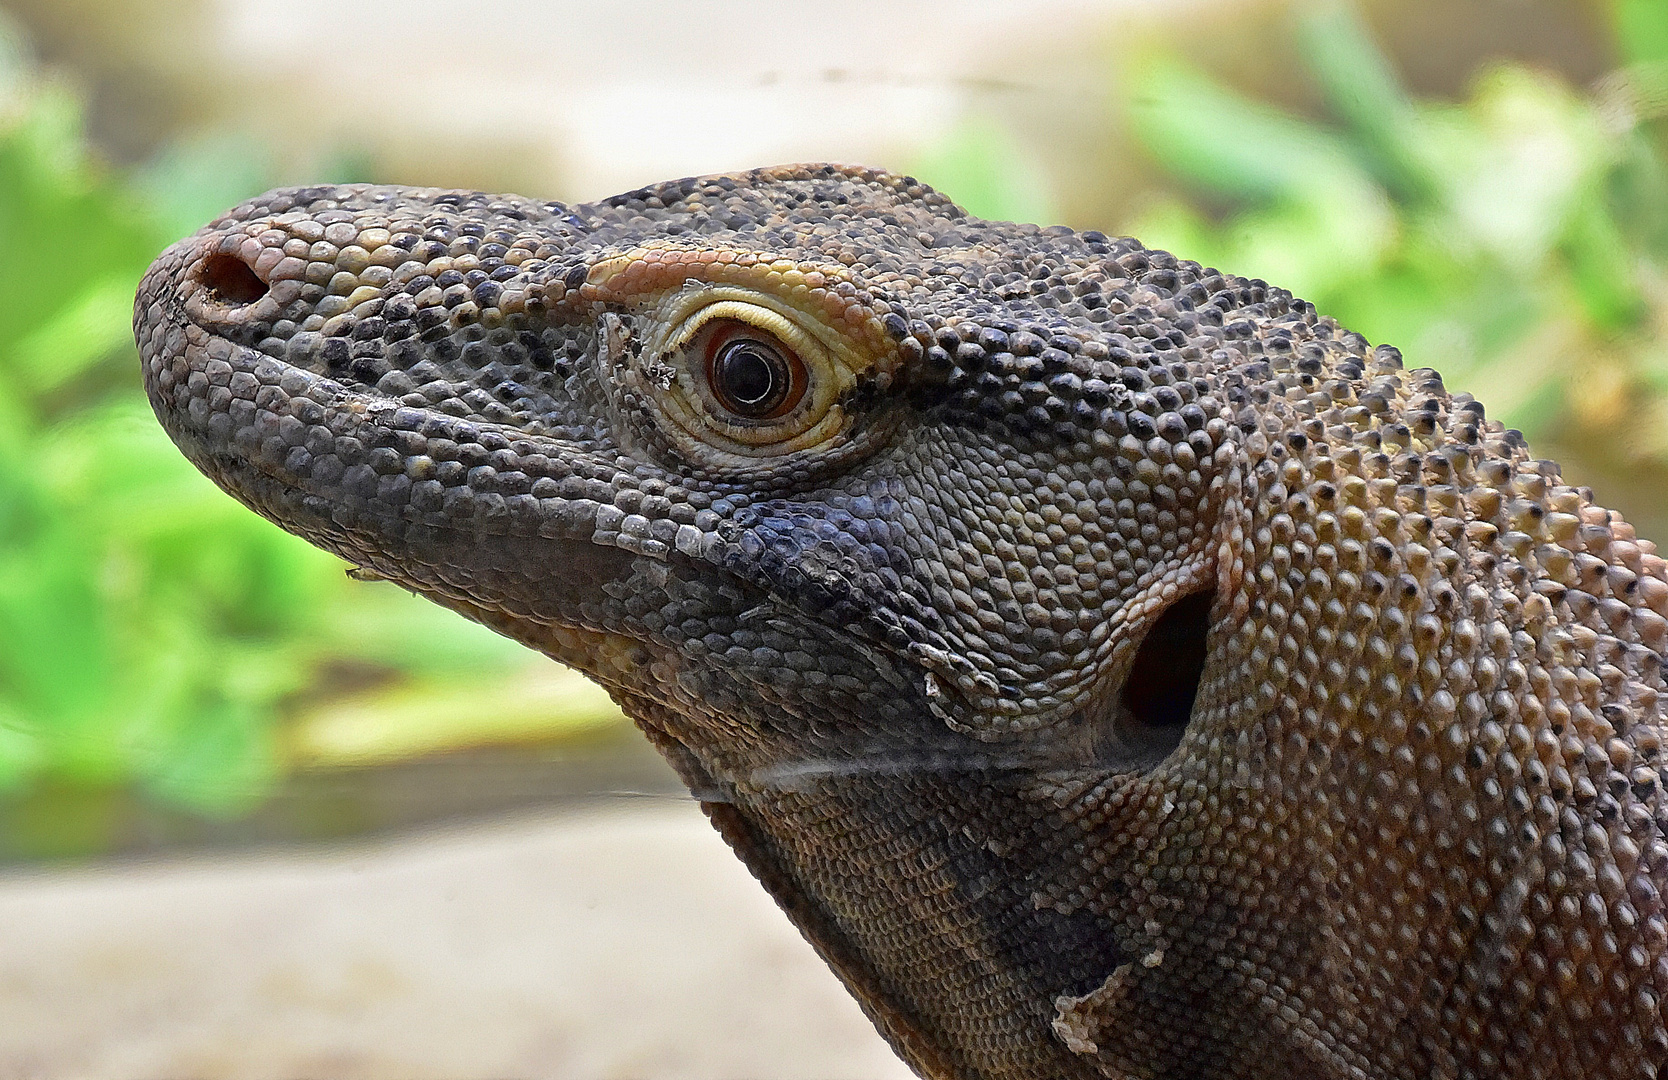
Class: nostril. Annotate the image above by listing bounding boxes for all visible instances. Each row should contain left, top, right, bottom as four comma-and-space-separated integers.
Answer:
200, 251, 269, 305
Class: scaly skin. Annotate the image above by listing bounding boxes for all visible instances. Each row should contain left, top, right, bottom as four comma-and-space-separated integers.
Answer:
135, 165, 1668, 1079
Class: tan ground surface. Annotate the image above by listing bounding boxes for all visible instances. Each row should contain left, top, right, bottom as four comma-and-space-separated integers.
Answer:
0, 801, 915, 1080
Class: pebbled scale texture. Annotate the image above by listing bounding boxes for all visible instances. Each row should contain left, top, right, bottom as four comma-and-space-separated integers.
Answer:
136, 164, 1668, 1079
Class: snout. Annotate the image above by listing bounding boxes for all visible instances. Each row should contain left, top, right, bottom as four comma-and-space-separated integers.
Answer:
133, 186, 682, 660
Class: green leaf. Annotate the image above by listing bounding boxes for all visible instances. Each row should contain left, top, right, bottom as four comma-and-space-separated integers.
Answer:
314, 583, 532, 672
130, 132, 276, 241
1613, 0, 1668, 67
1296, 0, 1435, 202
1417, 66, 1610, 265
1561, 189, 1647, 331
10, 273, 140, 393
1129, 52, 1369, 203
909, 116, 1057, 224
0, 703, 42, 793
140, 695, 277, 815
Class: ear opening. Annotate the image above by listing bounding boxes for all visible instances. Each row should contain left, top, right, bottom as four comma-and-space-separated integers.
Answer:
1114, 589, 1214, 753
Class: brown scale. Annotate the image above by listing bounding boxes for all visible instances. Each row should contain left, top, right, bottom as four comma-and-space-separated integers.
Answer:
1034, 359, 1660, 1077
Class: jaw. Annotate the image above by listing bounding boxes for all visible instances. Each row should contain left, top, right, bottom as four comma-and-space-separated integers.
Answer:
137, 258, 657, 682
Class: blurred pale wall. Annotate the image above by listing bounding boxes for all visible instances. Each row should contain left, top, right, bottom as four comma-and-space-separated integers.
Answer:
2, 0, 1173, 201
0, 0, 1618, 216
208, 0, 1154, 200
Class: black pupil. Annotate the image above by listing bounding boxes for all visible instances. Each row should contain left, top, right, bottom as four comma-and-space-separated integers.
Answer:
714, 341, 786, 413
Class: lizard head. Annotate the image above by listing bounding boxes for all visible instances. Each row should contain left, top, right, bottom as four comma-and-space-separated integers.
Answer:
136, 165, 1250, 784
136, 164, 1668, 1078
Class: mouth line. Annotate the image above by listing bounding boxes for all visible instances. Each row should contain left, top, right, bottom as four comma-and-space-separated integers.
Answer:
152, 323, 662, 555
159, 332, 656, 649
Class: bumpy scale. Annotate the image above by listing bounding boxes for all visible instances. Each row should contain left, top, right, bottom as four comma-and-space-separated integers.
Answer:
135, 165, 1668, 1079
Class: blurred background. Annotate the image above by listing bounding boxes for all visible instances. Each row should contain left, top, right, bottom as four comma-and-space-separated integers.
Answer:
0, 0, 1663, 1076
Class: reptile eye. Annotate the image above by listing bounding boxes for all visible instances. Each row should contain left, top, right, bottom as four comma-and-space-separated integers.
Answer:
703, 322, 807, 421
652, 295, 863, 457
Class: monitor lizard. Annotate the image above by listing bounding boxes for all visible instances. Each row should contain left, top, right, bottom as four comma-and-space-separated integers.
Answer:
134, 164, 1668, 1079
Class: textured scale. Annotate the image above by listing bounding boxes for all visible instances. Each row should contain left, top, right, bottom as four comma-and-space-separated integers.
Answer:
134, 165, 1668, 1079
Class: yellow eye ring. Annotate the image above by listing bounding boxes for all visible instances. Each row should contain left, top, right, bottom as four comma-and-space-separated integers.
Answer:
644, 290, 861, 455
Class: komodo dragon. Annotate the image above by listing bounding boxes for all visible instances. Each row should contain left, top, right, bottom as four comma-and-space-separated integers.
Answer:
135, 164, 1668, 1079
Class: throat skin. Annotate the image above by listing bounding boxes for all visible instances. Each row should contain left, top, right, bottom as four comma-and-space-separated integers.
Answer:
690, 770, 1114, 1080
134, 166, 1668, 1079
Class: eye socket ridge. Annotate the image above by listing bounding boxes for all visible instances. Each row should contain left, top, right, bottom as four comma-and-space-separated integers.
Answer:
702, 321, 808, 421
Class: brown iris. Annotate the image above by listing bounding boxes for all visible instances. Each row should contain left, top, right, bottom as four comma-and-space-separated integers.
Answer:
702, 320, 807, 420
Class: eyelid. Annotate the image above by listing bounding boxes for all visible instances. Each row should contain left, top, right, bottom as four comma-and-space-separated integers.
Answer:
653, 285, 869, 387
664, 298, 854, 400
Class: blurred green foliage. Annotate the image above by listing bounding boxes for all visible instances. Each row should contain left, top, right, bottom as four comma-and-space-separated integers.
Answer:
1120, 0, 1668, 479
911, 116, 1059, 229
0, 25, 548, 814
6, 0, 1667, 819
